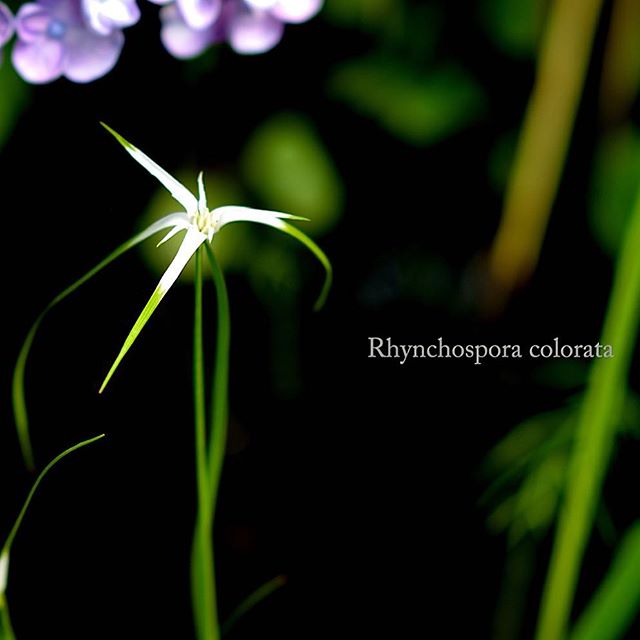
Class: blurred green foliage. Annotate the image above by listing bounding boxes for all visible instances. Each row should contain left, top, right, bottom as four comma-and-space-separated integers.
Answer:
590, 127, 640, 256
482, 395, 640, 544
241, 112, 344, 236
479, 0, 545, 58
0, 64, 29, 152
571, 522, 640, 640
330, 56, 486, 146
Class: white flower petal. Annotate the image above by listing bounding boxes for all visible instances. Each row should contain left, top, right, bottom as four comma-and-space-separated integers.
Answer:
215, 205, 308, 226
138, 212, 191, 243
197, 171, 207, 212
101, 123, 198, 216
0, 549, 8, 596
157, 222, 190, 246
215, 207, 331, 310
100, 226, 206, 392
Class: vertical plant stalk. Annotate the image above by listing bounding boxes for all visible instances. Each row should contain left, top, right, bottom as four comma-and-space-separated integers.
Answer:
535, 186, 640, 640
487, 0, 604, 305
203, 245, 230, 505
193, 248, 220, 640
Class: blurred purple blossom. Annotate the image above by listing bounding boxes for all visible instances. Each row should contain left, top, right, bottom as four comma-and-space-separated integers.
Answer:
161, 0, 322, 59
0, 2, 14, 54
83, 0, 140, 36
12, 0, 125, 83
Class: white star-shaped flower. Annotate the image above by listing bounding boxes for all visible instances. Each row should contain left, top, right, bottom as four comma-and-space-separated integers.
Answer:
99, 123, 331, 392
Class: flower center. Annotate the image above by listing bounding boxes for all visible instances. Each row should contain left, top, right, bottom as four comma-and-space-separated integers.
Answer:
47, 19, 67, 40
191, 206, 218, 239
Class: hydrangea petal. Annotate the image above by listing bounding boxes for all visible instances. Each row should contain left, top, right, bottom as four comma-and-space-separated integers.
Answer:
63, 25, 124, 82
272, 0, 322, 24
227, 8, 283, 55
244, 0, 278, 9
14, 3, 50, 44
12, 38, 65, 83
0, 2, 14, 47
160, 4, 213, 59
83, 0, 140, 35
177, 0, 221, 30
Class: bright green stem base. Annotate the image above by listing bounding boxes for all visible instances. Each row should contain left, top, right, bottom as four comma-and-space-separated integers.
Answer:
535, 185, 640, 639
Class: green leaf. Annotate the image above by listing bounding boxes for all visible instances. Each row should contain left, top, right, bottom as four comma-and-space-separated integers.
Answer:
590, 126, 640, 256
13, 215, 184, 469
0, 435, 104, 640
0, 64, 29, 152
241, 113, 344, 236
222, 575, 287, 634
2, 434, 105, 555
480, 0, 545, 58
330, 56, 486, 145
570, 522, 640, 640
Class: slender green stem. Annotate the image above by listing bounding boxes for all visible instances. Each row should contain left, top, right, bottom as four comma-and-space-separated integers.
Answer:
535, 185, 640, 639
193, 248, 219, 640
203, 245, 230, 507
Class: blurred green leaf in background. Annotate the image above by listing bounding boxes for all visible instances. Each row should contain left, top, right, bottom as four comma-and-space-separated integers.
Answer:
329, 56, 486, 146
241, 112, 344, 237
0, 64, 29, 152
590, 127, 640, 256
479, 0, 546, 59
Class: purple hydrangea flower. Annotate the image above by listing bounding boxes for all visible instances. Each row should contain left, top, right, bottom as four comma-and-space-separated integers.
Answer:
12, 0, 125, 83
149, 0, 221, 30
160, 0, 322, 59
83, 0, 140, 36
0, 2, 14, 59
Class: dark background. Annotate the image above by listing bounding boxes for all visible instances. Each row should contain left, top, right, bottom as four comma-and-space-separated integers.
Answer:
1, 1, 638, 638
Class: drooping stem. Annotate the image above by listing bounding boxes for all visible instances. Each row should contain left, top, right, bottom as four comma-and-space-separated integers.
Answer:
193, 247, 219, 640
535, 184, 640, 639
203, 244, 230, 509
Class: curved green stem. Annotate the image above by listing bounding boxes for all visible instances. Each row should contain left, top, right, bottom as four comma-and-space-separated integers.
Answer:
535, 184, 640, 639
193, 248, 219, 640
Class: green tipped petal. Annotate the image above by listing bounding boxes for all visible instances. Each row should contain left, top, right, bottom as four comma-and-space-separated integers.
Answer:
215, 205, 309, 223
101, 123, 198, 216
0, 552, 7, 597
13, 213, 188, 470
216, 207, 332, 310
100, 227, 206, 392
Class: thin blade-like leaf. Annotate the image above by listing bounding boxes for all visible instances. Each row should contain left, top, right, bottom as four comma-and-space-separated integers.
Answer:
570, 522, 640, 640
222, 575, 287, 634
0, 434, 103, 640
13, 213, 188, 469
216, 210, 332, 310
100, 227, 205, 392
101, 123, 198, 216
2, 434, 105, 554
